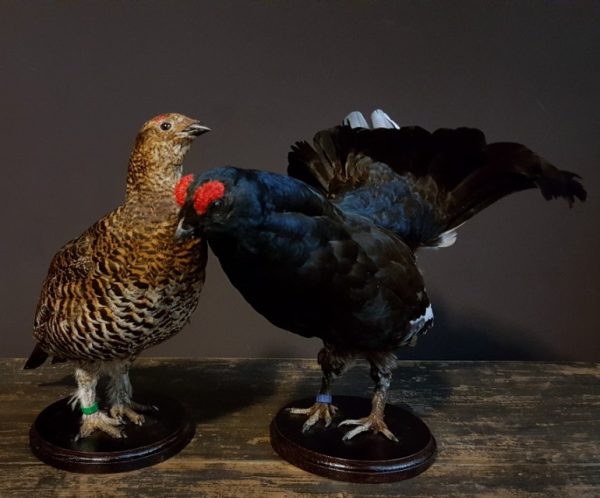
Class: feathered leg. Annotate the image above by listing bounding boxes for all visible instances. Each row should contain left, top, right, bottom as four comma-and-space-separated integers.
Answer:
287, 345, 349, 432
72, 363, 123, 439
106, 359, 157, 426
338, 352, 399, 442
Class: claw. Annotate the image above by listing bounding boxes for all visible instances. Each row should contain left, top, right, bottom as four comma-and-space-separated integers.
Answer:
339, 415, 399, 442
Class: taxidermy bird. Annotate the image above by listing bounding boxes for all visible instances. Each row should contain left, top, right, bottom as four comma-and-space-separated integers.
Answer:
175, 110, 585, 441
25, 113, 210, 439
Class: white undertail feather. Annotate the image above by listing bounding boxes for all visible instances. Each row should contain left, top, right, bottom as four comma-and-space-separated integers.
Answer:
433, 228, 459, 248
343, 109, 400, 130
343, 111, 369, 129
404, 304, 434, 346
371, 109, 400, 129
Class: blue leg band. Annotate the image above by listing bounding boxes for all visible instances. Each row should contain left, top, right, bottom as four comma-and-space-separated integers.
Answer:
316, 394, 332, 404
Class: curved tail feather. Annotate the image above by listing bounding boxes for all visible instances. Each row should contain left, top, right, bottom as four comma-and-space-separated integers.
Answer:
444, 142, 586, 231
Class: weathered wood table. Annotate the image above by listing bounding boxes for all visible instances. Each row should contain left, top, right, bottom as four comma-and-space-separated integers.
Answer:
1, 359, 598, 497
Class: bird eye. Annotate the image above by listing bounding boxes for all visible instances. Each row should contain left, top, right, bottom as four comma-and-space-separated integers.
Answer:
213, 199, 223, 209
160, 122, 172, 131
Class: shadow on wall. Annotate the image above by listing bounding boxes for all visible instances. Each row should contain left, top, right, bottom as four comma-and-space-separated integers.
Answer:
256, 297, 555, 361
395, 298, 552, 361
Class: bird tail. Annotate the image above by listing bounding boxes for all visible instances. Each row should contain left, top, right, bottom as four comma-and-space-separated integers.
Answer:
433, 141, 586, 246
288, 109, 586, 249
24, 344, 49, 370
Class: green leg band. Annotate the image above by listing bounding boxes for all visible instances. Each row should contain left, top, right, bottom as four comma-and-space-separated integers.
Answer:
81, 402, 98, 415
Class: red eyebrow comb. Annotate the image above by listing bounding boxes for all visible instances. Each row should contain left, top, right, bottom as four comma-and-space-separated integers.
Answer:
175, 174, 195, 207
193, 180, 226, 215
151, 113, 170, 123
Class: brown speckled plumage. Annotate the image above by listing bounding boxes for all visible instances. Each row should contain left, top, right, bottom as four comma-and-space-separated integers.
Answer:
26, 113, 209, 438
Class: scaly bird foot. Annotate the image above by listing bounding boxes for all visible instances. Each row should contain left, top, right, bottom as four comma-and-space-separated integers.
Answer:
110, 401, 157, 426
287, 402, 339, 432
338, 414, 399, 442
77, 411, 124, 440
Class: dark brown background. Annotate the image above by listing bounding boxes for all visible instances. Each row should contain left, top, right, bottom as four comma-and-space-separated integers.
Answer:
1, 1, 598, 361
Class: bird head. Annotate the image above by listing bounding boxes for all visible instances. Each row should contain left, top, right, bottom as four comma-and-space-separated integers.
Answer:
127, 113, 210, 196
174, 167, 255, 240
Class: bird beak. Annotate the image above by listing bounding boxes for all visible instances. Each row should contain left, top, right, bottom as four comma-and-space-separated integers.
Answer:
174, 217, 195, 241
182, 123, 211, 137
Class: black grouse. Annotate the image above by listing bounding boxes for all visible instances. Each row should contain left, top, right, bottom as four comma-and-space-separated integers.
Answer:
175, 110, 585, 440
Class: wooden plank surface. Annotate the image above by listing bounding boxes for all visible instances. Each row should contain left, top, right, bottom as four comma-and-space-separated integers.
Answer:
0, 358, 598, 497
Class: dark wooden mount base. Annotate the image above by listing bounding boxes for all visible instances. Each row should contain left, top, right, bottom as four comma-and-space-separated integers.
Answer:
29, 393, 194, 473
270, 395, 436, 483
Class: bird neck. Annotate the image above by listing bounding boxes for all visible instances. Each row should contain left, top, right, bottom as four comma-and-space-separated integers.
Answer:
125, 141, 183, 201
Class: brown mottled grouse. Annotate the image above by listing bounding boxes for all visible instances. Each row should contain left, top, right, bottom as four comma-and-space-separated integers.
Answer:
25, 113, 209, 439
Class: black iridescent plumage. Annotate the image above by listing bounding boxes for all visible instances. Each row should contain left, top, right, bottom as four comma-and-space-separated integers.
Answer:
176, 110, 586, 440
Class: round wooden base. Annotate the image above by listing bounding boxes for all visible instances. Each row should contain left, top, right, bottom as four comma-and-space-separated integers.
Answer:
29, 393, 195, 473
270, 396, 436, 483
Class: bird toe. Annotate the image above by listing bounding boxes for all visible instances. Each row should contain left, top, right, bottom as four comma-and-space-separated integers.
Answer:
110, 404, 146, 425
338, 417, 364, 427
290, 401, 338, 432
339, 414, 398, 442
130, 401, 159, 413
342, 423, 371, 441
286, 407, 312, 415
77, 411, 125, 440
